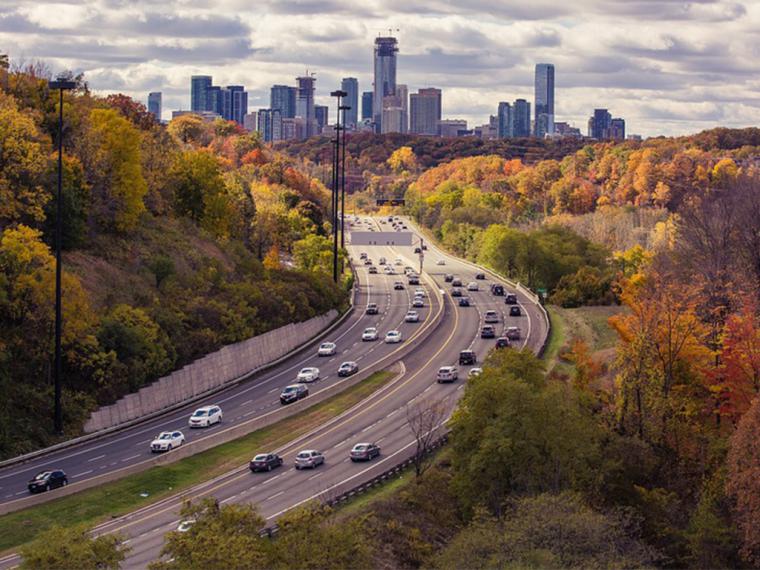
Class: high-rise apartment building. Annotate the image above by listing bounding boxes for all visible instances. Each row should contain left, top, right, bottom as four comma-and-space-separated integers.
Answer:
497, 101, 512, 138
270, 85, 297, 119
381, 94, 404, 134
256, 108, 283, 142
438, 119, 468, 138
341, 78, 359, 129
534, 63, 555, 138
373, 36, 398, 133
207, 85, 223, 115
315, 105, 329, 131
395, 84, 408, 133
295, 75, 316, 139
513, 99, 531, 137
409, 88, 441, 135
148, 92, 162, 121
361, 91, 373, 121
590, 109, 612, 139
226, 85, 247, 125
191, 75, 212, 112
609, 117, 626, 140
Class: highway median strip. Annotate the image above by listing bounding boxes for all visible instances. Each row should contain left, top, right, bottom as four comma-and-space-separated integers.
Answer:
0, 370, 394, 555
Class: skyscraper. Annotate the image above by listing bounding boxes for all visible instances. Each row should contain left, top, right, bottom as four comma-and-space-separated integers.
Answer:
295, 75, 316, 139
270, 85, 297, 119
591, 109, 612, 139
224, 85, 247, 125
513, 99, 531, 137
497, 102, 512, 138
410, 88, 441, 135
315, 105, 329, 131
381, 94, 403, 134
373, 36, 398, 133
395, 84, 408, 133
361, 91, 373, 121
341, 78, 359, 129
148, 92, 162, 121
207, 85, 223, 115
257, 108, 282, 142
610, 117, 626, 140
534, 63, 555, 138
191, 75, 212, 112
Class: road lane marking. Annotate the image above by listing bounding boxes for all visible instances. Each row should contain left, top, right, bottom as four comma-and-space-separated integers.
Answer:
265, 491, 285, 501
73, 470, 93, 477
121, 454, 141, 462
87, 454, 106, 462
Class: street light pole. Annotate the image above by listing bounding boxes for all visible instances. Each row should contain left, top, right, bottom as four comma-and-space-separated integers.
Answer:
339, 104, 350, 250
49, 76, 76, 435
329, 90, 347, 283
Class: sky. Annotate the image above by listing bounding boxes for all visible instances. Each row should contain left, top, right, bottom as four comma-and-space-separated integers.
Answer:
2, 0, 760, 137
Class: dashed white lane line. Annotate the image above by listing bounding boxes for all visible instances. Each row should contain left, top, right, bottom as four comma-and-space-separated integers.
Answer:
241, 399, 253, 406
73, 470, 93, 478
268, 387, 279, 394
87, 454, 106, 462
265, 490, 285, 501
261, 473, 283, 485
308, 472, 323, 480
121, 454, 141, 462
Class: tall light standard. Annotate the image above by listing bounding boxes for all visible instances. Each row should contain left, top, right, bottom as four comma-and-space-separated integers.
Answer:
329, 90, 346, 283
49, 76, 76, 435
339, 104, 350, 250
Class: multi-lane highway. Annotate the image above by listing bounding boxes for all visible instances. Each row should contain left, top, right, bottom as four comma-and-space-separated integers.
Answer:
0, 216, 548, 569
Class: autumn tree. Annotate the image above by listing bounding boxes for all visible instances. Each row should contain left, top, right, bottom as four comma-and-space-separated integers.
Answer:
387, 145, 418, 173
19, 524, 129, 570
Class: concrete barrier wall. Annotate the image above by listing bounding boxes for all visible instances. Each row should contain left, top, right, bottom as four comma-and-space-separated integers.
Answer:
83, 310, 339, 433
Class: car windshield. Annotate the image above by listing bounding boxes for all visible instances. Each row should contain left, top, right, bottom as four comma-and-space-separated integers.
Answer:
297, 452, 310, 459
283, 387, 296, 393
193, 410, 207, 417
320, 343, 332, 349
365, 328, 375, 333
354, 445, 367, 451
158, 433, 172, 440
33, 472, 50, 481
253, 454, 267, 461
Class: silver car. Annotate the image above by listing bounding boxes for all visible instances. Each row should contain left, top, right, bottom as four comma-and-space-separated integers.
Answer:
295, 450, 325, 470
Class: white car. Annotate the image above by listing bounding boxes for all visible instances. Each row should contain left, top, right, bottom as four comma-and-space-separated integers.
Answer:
469, 367, 483, 378
484, 310, 499, 323
383, 266, 394, 275
189, 405, 222, 428
150, 430, 185, 452
467, 282, 479, 291
412, 297, 424, 308
317, 342, 337, 356
362, 327, 379, 341
385, 330, 402, 343
414, 289, 426, 298
177, 519, 196, 533
297, 367, 320, 383
394, 258, 403, 266
405, 310, 420, 323
436, 366, 459, 383
436, 259, 445, 265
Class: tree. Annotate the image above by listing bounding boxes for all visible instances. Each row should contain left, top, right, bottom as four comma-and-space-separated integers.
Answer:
292, 234, 334, 274
406, 397, 448, 478
387, 146, 418, 173
42, 154, 90, 249
167, 114, 211, 146
19, 524, 129, 569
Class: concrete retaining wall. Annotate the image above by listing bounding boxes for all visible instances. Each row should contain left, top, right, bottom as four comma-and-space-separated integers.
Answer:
83, 310, 339, 433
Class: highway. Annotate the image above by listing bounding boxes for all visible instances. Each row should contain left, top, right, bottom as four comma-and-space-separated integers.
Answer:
0, 216, 548, 569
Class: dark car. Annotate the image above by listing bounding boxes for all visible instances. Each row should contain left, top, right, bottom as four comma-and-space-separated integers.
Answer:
350, 442, 381, 462
421, 244, 428, 250
394, 281, 404, 290
407, 274, 420, 285
491, 284, 504, 296
366, 302, 379, 315
444, 274, 454, 283
368, 266, 378, 274
459, 297, 471, 307
451, 288, 463, 297
249, 453, 283, 473
338, 361, 359, 377
475, 272, 486, 280
495, 337, 511, 349
480, 325, 496, 339
452, 278, 462, 287
506, 326, 521, 340
364, 258, 373, 266
414, 247, 422, 254
28, 470, 67, 494
280, 383, 309, 405
505, 293, 518, 305
459, 350, 477, 365
509, 305, 522, 317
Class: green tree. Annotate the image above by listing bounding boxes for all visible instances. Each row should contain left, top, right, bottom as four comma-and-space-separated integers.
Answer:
42, 154, 90, 249
19, 524, 129, 570
292, 234, 335, 274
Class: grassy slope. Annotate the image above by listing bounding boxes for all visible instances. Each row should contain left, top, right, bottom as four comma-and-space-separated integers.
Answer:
0, 370, 393, 553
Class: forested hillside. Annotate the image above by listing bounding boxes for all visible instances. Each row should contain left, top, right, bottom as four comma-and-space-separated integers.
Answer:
0, 66, 347, 458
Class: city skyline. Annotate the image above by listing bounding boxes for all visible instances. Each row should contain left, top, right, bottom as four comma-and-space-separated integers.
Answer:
3, 1, 759, 137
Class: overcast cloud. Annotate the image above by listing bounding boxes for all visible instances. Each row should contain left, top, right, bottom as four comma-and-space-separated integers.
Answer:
2, 0, 759, 136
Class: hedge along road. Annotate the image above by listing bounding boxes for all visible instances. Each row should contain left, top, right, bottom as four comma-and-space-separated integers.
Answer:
0, 227, 444, 511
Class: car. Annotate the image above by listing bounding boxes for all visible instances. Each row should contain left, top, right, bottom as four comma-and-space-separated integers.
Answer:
338, 361, 359, 377
28, 470, 67, 494
436, 366, 459, 383
451, 288, 463, 297
495, 337, 511, 349
436, 259, 446, 265
385, 330, 402, 343
297, 367, 320, 383
379, 257, 386, 265
444, 274, 454, 283
384, 266, 394, 275
506, 326, 521, 340
359, 252, 368, 260
405, 310, 420, 323
459, 350, 477, 365
364, 258, 373, 265
480, 325, 496, 339
509, 305, 522, 317
366, 303, 379, 315
484, 310, 499, 323
412, 297, 425, 308
414, 289, 426, 298
468, 367, 483, 378
318, 342, 337, 356
249, 453, 283, 472
394, 258, 403, 265
407, 274, 420, 285
491, 284, 505, 296
413, 247, 422, 254
368, 266, 378, 274
452, 278, 462, 287
350, 442, 381, 462
176, 520, 196, 533
467, 282, 479, 291
505, 293, 518, 305
189, 405, 222, 428
150, 430, 185, 452
404, 266, 414, 275
388, 216, 393, 222
362, 327, 379, 341
475, 272, 486, 280
394, 281, 404, 290
421, 244, 428, 250
280, 383, 309, 404
295, 450, 325, 469
459, 297, 471, 307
